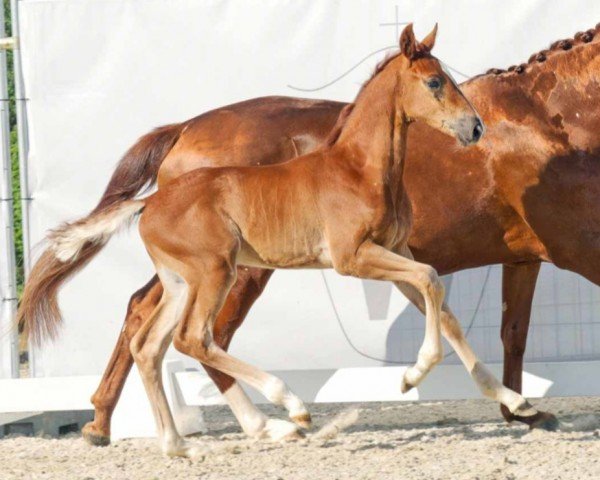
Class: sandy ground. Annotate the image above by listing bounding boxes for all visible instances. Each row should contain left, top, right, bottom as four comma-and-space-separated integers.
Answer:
2, 397, 600, 480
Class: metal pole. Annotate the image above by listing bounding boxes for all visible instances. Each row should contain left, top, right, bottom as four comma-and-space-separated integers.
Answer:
0, 0, 19, 378
10, 0, 29, 275
10, 0, 32, 376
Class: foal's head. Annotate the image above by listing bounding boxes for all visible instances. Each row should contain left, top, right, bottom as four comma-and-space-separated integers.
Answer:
395, 24, 484, 145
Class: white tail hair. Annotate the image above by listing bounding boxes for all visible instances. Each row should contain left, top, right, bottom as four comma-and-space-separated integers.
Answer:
50, 199, 145, 263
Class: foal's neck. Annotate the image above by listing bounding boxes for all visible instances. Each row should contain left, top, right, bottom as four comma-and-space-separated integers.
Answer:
335, 62, 409, 192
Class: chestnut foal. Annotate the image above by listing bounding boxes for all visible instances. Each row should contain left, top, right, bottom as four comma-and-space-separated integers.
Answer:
25, 25, 544, 457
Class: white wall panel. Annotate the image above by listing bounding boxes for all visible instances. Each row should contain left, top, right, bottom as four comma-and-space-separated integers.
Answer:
16, 0, 600, 378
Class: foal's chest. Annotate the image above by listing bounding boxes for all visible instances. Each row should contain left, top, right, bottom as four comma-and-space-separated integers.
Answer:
366, 185, 413, 250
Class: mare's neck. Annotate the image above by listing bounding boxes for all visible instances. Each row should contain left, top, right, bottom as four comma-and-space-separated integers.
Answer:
468, 40, 600, 152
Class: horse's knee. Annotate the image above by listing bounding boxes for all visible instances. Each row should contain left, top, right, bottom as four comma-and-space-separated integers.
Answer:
173, 330, 214, 362
124, 308, 149, 340
130, 337, 161, 374
415, 265, 444, 299
125, 278, 163, 337
332, 257, 357, 277
503, 341, 526, 358
441, 311, 463, 340
173, 333, 195, 358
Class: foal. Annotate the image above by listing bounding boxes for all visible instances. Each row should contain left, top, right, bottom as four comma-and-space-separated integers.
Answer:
69, 25, 481, 456
43, 25, 508, 456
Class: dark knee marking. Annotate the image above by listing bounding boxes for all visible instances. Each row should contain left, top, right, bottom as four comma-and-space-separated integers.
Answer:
204, 365, 236, 393
124, 277, 164, 336
174, 332, 215, 362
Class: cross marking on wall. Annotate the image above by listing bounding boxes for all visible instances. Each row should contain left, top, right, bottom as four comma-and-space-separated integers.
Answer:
379, 5, 409, 40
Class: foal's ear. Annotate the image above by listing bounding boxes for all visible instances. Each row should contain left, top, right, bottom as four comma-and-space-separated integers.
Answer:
421, 23, 438, 51
399, 23, 417, 60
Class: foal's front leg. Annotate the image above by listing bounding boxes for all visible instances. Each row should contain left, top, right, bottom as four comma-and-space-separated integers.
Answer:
338, 241, 445, 390
394, 275, 558, 430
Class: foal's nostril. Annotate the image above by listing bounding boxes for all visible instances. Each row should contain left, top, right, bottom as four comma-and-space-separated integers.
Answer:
472, 120, 484, 143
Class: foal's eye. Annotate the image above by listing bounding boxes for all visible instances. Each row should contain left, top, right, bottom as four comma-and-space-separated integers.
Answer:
427, 77, 442, 90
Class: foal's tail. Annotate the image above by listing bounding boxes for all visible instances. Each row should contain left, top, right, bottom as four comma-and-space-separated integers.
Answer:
16, 122, 183, 345
17, 200, 146, 345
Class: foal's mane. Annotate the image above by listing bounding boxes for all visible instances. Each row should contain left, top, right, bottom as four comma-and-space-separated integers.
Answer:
324, 50, 403, 147
480, 23, 600, 78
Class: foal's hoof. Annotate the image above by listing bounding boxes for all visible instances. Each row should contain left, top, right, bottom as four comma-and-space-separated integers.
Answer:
290, 412, 312, 430
262, 419, 305, 441
163, 440, 204, 459
82, 422, 111, 447
401, 378, 415, 394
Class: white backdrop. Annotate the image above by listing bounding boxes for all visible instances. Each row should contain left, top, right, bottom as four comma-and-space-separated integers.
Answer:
16, 0, 600, 378
0, 16, 16, 379
0, 159, 15, 379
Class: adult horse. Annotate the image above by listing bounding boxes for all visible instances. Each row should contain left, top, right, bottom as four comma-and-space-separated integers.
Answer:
20, 24, 600, 445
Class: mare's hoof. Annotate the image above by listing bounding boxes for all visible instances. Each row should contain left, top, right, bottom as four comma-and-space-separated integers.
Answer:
509, 410, 560, 431
82, 422, 111, 447
527, 411, 560, 431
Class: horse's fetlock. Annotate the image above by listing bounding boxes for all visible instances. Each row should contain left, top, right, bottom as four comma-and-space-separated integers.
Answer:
264, 377, 288, 404
419, 346, 443, 366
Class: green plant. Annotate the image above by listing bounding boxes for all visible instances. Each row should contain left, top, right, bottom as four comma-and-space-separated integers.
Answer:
4, 0, 23, 296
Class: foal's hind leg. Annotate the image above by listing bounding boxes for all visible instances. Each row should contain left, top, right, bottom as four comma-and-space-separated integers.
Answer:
129, 269, 202, 457
208, 268, 303, 440
173, 260, 311, 430
83, 268, 297, 446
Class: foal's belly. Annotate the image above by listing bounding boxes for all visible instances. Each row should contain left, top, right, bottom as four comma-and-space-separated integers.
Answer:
236, 236, 333, 270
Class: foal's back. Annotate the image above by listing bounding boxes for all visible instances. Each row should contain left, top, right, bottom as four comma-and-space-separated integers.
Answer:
141, 153, 332, 270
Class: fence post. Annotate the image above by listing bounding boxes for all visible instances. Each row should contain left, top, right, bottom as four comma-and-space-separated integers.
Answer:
0, 0, 19, 379
10, 0, 33, 376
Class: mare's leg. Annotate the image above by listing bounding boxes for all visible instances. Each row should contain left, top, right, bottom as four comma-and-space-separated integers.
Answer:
500, 263, 557, 428
83, 276, 162, 446
337, 241, 445, 390
394, 266, 557, 429
173, 259, 311, 431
